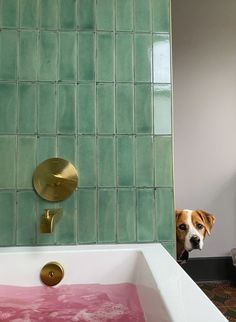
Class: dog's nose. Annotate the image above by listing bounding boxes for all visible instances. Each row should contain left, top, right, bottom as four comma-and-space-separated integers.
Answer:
190, 235, 200, 248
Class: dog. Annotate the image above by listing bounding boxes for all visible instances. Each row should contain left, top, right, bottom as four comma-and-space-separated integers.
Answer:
176, 209, 215, 263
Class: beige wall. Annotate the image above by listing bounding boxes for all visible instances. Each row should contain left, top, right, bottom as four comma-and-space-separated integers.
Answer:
172, 0, 236, 257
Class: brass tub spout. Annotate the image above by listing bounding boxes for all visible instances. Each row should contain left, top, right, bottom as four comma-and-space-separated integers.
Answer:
40, 208, 62, 233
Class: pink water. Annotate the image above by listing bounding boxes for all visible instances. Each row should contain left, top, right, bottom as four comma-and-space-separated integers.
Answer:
0, 283, 145, 322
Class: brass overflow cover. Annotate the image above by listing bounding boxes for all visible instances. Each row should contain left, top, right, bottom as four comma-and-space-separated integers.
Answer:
33, 158, 78, 201
40, 262, 64, 287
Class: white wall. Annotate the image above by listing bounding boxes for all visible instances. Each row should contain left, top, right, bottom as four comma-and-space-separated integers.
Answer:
172, 0, 236, 257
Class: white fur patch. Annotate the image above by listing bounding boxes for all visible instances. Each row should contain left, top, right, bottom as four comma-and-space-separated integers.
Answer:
184, 209, 204, 251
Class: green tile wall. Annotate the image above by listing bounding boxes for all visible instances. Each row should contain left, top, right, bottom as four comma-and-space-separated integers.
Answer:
0, 0, 174, 256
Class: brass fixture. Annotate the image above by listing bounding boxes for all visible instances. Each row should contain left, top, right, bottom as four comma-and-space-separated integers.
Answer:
40, 262, 64, 286
33, 158, 78, 201
40, 208, 62, 233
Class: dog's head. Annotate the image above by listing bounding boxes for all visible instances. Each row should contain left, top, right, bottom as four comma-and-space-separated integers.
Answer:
176, 209, 215, 259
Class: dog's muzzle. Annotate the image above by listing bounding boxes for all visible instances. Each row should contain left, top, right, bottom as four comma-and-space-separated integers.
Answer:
190, 235, 200, 249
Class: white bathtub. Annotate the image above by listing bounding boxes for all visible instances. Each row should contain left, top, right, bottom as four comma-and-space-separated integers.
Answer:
0, 243, 227, 322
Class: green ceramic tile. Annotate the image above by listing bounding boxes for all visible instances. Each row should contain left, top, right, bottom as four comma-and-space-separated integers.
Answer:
117, 189, 136, 242
0, 84, 17, 133
97, 84, 114, 134
0, 30, 17, 80
155, 136, 173, 187
40, 0, 58, 29
153, 34, 171, 83
78, 0, 95, 30
98, 189, 116, 242
16, 191, 36, 245
135, 0, 151, 32
56, 194, 76, 244
20, 0, 38, 28
98, 137, 115, 187
0, 137, 16, 188
78, 136, 96, 187
136, 136, 154, 187
78, 189, 96, 243
116, 33, 133, 82
156, 188, 174, 241
58, 84, 76, 134
135, 34, 152, 82
154, 84, 172, 135
59, 0, 76, 29
18, 83, 36, 134
152, 0, 170, 32
37, 200, 56, 245
19, 31, 37, 81
135, 84, 152, 133
116, 84, 133, 134
59, 32, 77, 81
38, 83, 57, 134
37, 136, 56, 163
39, 31, 58, 81
17, 137, 36, 188
78, 83, 95, 134
137, 189, 155, 242
116, 0, 133, 31
161, 242, 176, 258
0, 0, 18, 27
97, 33, 114, 82
96, 0, 114, 30
78, 33, 95, 81
58, 136, 76, 166
117, 136, 134, 187
0, 191, 16, 246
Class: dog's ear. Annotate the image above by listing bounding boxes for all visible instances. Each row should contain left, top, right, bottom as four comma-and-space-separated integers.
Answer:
197, 210, 216, 235
175, 209, 182, 220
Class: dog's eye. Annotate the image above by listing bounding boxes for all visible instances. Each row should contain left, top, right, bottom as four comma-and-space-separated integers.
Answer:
196, 223, 203, 230
179, 224, 186, 231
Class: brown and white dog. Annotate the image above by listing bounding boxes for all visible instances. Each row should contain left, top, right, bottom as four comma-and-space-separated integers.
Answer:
176, 209, 216, 262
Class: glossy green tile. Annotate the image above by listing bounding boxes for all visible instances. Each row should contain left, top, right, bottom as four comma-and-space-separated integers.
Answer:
38, 31, 58, 81
116, 33, 133, 82
0, 84, 17, 133
0, 191, 16, 246
37, 136, 56, 163
117, 136, 134, 187
117, 189, 136, 242
37, 200, 56, 245
17, 137, 36, 188
59, 0, 76, 29
135, 34, 152, 82
19, 31, 37, 81
40, 0, 58, 29
0, 0, 18, 27
20, 0, 38, 28
137, 189, 155, 242
116, 0, 133, 31
98, 137, 115, 187
18, 83, 36, 134
58, 136, 76, 166
58, 84, 76, 134
97, 0, 114, 30
136, 136, 154, 187
17, 191, 36, 245
152, 0, 170, 32
156, 188, 174, 241
161, 242, 176, 258
0, 137, 16, 188
154, 84, 171, 135
78, 0, 95, 30
78, 136, 96, 187
38, 83, 57, 134
116, 84, 133, 134
135, 84, 152, 134
78, 83, 95, 134
155, 136, 173, 187
78, 189, 96, 243
135, 0, 151, 32
153, 34, 171, 83
97, 84, 114, 134
97, 33, 114, 82
59, 32, 77, 81
98, 189, 116, 242
78, 33, 95, 81
0, 30, 17, 80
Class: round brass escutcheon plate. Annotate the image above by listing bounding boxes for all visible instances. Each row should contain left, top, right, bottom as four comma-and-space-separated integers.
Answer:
33, 158, 78, 201
40, 262, 64, 287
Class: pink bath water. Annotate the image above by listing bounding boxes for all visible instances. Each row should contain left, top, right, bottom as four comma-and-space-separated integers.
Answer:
0, 283, 145, 322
